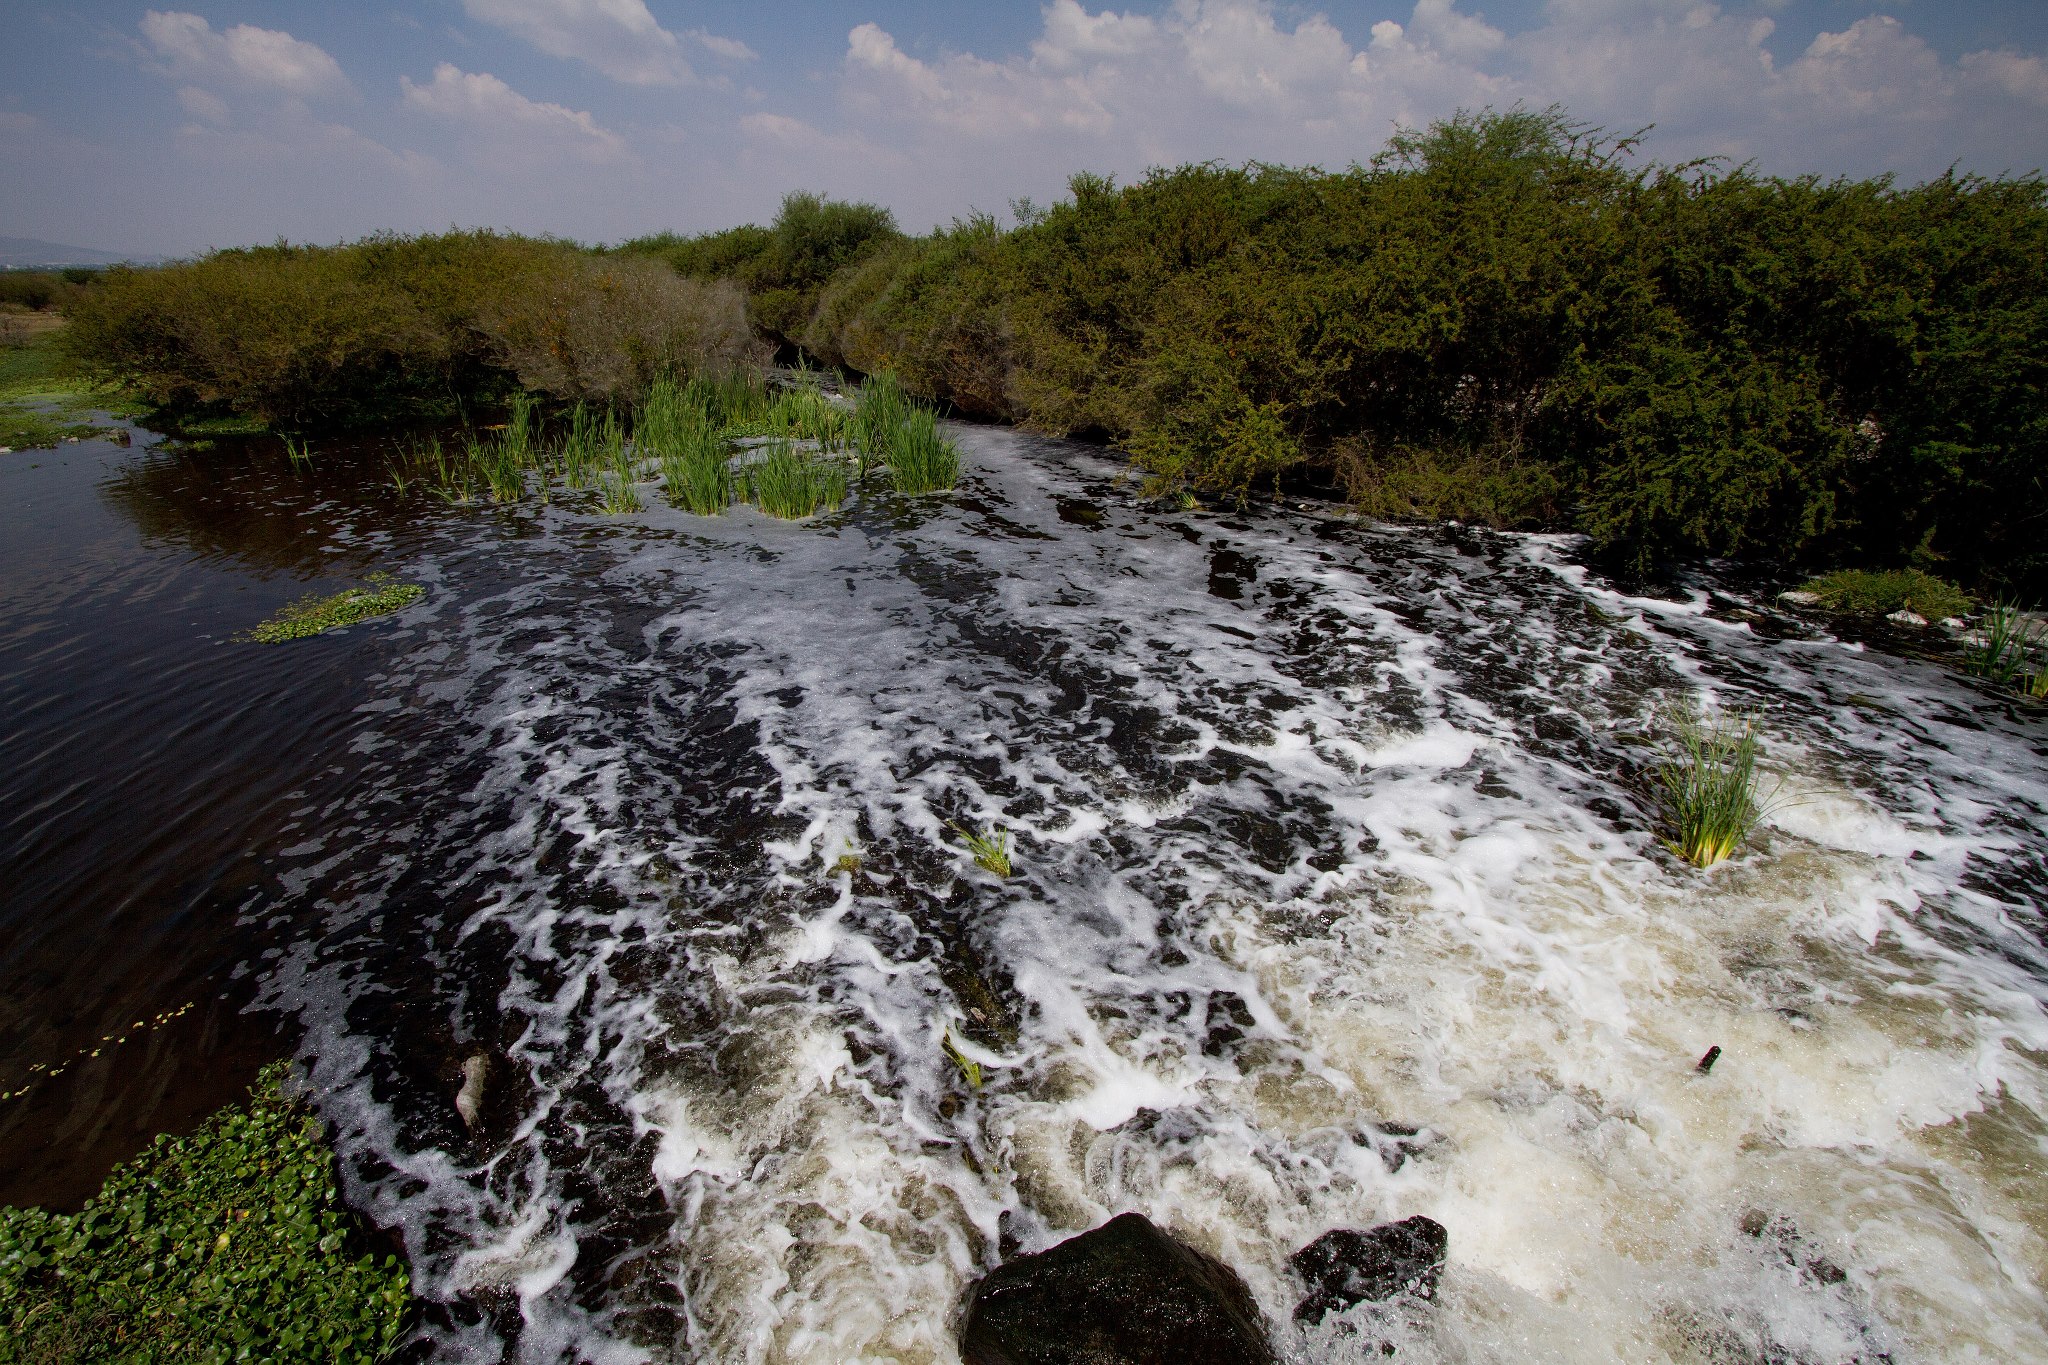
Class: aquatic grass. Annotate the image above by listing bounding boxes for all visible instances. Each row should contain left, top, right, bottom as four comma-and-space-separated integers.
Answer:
852, 371, 913, 475
941, 1031, 984, 1091
887, 408, 961, 493
951, 820, 1012, 877
1658, 709, 1775, 868
0, 1062, 412, 1362
765, 382, 850, 447
742, 442, 846, 519
244, 574, 424, 643
282, 433, 313, 471
1798, 568, 1971, 620
659, 421, 733, 515
556, 402, 607, 489
1964, 600, 2046, 691
685, 369, 772, 431
597, 412, 643, 513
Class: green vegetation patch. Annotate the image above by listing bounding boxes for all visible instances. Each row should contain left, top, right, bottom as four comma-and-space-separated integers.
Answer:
245, 575, 425, 643
1, 329, 118, 450
1798, 568, 1972, 620
0, 1062, 412, 1364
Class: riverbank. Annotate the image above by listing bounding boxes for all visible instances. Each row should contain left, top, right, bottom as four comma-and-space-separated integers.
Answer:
0, 322, 119, 451
0, 1064, 412, 1362
57, 110, 2048, 602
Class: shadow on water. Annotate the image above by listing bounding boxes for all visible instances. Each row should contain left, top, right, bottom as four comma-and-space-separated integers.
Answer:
0, 426, 440, 1208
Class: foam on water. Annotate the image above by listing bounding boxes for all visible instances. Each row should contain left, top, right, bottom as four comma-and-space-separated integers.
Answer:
253, 427, 2048, 1362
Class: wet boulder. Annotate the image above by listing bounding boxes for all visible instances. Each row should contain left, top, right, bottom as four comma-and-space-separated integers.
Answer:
1291, 1216, 1448, 1323
960, 1211, 1275, 1365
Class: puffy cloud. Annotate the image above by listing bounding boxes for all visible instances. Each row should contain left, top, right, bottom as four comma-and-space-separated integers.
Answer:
175, 86, 231, 126
139, 11, 351, 98
814, 0, 2048, 227
460, 0, 750, 86
401, 63, 628, 161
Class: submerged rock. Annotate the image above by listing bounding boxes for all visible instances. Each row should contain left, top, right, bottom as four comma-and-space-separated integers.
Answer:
960, 1211, 1275, 1365
456, 1053, 488, 1131
1886, 608, 1928, 627
1291, 1216, 1448, 1323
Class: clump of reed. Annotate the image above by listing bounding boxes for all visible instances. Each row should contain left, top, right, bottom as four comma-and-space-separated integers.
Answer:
764, 373, 851, 448
851, 371, 912, 476
595, 410, 643, 513
742, 441, 846, 519
888, 408, 961, 493
1963, 601, 2048, 695
556, 401, 608, 489
1658, 709, 1775, 868
951, 821, 1012, 877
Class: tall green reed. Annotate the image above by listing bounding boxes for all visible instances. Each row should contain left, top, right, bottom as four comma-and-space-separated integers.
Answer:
743, 441, 846, 519
887, 408, 961, 493
1659, 709, 1775, 868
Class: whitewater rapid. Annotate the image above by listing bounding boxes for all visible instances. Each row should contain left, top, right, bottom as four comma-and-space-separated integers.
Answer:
251, 425, 2048, 1362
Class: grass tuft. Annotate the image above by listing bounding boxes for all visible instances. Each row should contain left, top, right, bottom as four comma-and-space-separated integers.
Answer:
886, 407, 961, 494
245, 574, 424, 643
1963, 600, 2047, 693
743, 442, 846, 519
951, 820, 1012, 877
941, 1031, 984, 1091
1658, 709, 1775, 868
1797, 568, 1971, 620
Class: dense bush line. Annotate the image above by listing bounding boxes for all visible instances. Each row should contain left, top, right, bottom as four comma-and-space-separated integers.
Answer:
643, 110, 2046, 593
59, 109, 2048, 591
64, 232, 762, 428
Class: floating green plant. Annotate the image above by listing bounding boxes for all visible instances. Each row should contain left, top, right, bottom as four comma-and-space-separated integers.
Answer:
951, 820, 1012, 877
743, 442, 846, 519
0, 1062, 412, 1361
244, 574, 424, 643
1658, 709, 1775, 868
941, 1030, 984, 1091
887, 408, 961, 494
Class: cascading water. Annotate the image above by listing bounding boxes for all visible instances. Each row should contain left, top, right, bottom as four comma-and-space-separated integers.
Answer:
4, 420, 2045, 1362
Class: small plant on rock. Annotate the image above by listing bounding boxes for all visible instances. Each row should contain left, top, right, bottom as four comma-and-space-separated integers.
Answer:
951, 820, 1012, 877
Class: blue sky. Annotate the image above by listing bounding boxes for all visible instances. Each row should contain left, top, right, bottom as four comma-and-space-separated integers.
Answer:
4, 1, 2046, 257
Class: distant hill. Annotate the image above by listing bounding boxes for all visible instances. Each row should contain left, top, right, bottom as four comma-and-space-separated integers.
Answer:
0, 237, 165, 269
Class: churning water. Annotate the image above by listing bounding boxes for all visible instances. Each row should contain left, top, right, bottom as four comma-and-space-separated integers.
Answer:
3, 418, 2046, 1362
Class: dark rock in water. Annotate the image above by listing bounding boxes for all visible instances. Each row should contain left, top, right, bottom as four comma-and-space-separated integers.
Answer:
1291, 1216, 1448, 1323
960, 1211, 1275, 1365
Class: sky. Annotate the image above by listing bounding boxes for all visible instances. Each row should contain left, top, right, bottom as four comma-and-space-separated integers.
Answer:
3, 0, 2046, 257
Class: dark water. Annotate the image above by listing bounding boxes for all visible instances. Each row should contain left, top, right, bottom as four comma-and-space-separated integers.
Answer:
4, 419, 2047, 1363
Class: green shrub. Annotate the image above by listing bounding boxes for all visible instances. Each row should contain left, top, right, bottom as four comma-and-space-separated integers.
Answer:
63, 233, 761, 429
1799, 568, 1973, 619
0, 1062, 412, 1363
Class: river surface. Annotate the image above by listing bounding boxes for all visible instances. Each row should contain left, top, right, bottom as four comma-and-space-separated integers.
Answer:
2, 415, 2047, 1363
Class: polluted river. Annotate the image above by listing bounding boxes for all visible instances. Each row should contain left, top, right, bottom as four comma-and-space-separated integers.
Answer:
2, 408, 2046, 1363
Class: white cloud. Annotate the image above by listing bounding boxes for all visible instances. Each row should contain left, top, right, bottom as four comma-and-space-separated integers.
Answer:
461, 0, 751, 86
1961, 48, 2048, 108
402, 63, 627, 161
809, 0, 2048, 229
176, 85, 231, 126
140, 11, 351, 98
